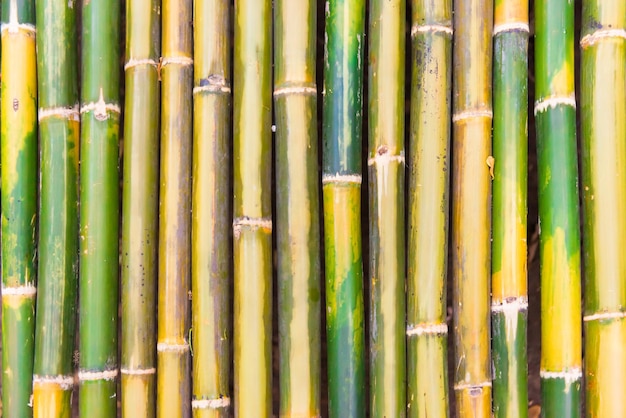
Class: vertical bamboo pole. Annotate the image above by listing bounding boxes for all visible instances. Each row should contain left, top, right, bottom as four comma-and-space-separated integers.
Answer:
32, 0, 80, 414
120, 0, 160, 415
191, 0, 231, 415
157, 0, 193, 416
1, 1, 37, 415
367, 0, 405, 416
580, 1, 626, 416
491, 0, 529, 416
233, 0, 272, 416
406, 1, 452, 417
274, 0, 322, 416
535, 0, 582, 416
451, 0, 493, 415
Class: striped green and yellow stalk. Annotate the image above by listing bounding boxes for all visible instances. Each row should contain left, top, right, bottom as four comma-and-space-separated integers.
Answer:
535, 0, 582, 416
491, 1, 529, 416
120, 0, 160, 415
322, 0, 366, 416
274, 0, 321, 417
580, 1, 626, 417
191, 0, 231, 415
32, 0, 80, 414
157, 0, 193, 416
233, 0, 272, 416
406, 1, 452, 417
367, 0, 405, 416
1, 0, 37, 415
451, 0, 493, 415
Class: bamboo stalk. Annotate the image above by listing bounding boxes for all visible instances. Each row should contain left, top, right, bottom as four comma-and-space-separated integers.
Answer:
535, 0, 582, 416
191, 0, 231, 416
156, 0, 193, 415
274, 0, 321, 416
120, 0, 160, 415
1, 1, 37, 416
406, 1, 452, 417
580, 1, 626, 416
491, 1, 529, 416
233, 0, 272, 415
322, 0, 366, 416
451, 0, 493, 415
367, 0, 405, 416
32, 0, 80, 415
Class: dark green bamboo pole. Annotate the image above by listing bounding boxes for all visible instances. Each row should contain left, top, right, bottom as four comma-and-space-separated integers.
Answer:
32, 0, 80, 414
451, 0, 493, 415
367, 0, 405, 416
191, 0, 231, 415
120, 0, 160, 415
406, 1, 452, 417
580, 1, 626, 417
157, 0, 193, 416
323, 0, 366, 416
535, 0, 582, 416
233, 0, 272, 416
491, 1, 529, 416
274, 0, 321, 417
1, 1, 37, 415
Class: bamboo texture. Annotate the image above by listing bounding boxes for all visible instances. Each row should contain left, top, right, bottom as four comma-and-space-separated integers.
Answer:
1, 0, 37, 416
451, 0, 493, 415
580, 1, 626, 416
233, 0, 273, 416
367, 0, 405, 416
157, 0, 193, 416
491, 0, 529, 416
120, 0, 160, 415
191, 0, 231, 416
32, 0, 80, 414
323, 0, 366, 416
274, 0, 322, 416
407, 1, 452, 417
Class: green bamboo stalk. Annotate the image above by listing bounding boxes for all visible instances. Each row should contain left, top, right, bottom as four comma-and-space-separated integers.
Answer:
491, 1, 529, 417
233, 0, 272, 416
535, 0, 582, 416
78, 0, 121, 415
322, 0, 366, 416
406, 1, 452, 417
120, 0, 160, 415
580, 1, 626, 417
32, 0, 80, 415
191, 0, 231, 416
451, 0, 493, 415
1, 1, 37, 415
367, 0, 405, 416
157, 0, 193, 416
274, 0, 321, 416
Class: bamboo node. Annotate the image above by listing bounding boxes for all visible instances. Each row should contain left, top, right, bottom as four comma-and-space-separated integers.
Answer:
120, 367, 156, 375
452, 108, 493, 122
192, 397, 231, 409
161, 56, 194, 67
540, 368, 582, 385
124, 58, 158, 71
491, 296, 528, 312
193, 75, 231, 95
273, 84, 317, 97
367, 149, 405, 167
583, 311, 626, 322
493, 22, 530, 36
81, 88, 120, 121
38, 105, 80, 122
580, 29, 626, 48
232, 217, 273, 239
406, 322, 448, 337
453, 381, 492, 391
1, 284, 37, 297
410, 23, 453, 38
0, 22, 36, 34
32, 374, 75, 390
322, 174, 362, 185
156, 342, 190, 353
533, 94, 576, 115
78, 369, 118, 382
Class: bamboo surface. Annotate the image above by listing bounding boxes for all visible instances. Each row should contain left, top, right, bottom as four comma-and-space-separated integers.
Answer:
407, 1, 452, 417
191, 0, 232, 416
274, 0, 322, 416
491, 0, 529, 416
120, 0, 160, 415
580, 1, 626, 416
1, 0, 37, 416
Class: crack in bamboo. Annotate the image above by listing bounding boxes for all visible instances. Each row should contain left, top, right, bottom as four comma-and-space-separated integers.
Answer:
452, 108, 493, 122
580, 29, 626, 48
124, 58, 158, 70
410, 23, 453, 38
273, 84, 317, 97
1, 284, 37, 297
493, 22, 530, 36
533, 94, 576, 115
540, 368, 583, 384
406, 323, 448, 337
38, 105, 80, 122
321, 174, 362, 184
583, 311, 626, 322
161, 56, 193, 67
78, 369, 118, 381
32, 375, 75, 389
192, 397, 231, 409
120, 368, 156, 375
